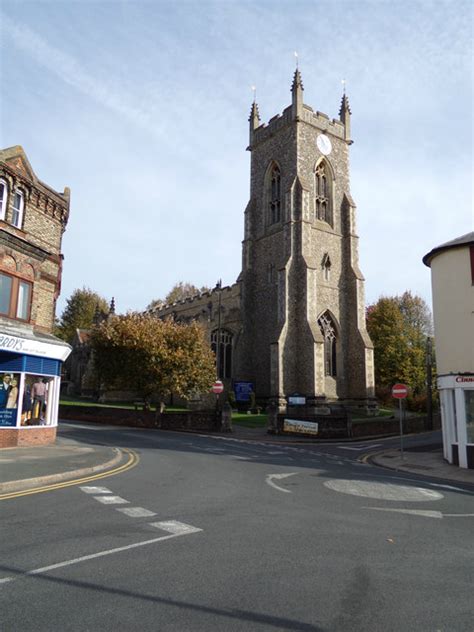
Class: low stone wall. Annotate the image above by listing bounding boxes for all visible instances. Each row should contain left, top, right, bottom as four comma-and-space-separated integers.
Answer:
59, 405, 221, 432
272, 412, 441, 439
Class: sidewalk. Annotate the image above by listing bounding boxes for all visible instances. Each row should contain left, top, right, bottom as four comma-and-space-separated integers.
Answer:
0, 434, 122, 494
368, 447, 474, 486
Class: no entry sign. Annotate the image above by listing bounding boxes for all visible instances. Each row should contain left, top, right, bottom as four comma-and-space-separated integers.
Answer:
392, 383, 408, 399
211, 380, 224, 394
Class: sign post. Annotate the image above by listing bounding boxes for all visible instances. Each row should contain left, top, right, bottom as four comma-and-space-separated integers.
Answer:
211, 380, 224, 414
392, 383, 408, 460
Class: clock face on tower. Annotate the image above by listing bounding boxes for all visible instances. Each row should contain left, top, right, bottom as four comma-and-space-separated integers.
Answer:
316, 133, 332, 156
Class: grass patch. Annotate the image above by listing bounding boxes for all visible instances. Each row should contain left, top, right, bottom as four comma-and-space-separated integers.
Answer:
59, 395, 187, 412
231, 412, 268, 428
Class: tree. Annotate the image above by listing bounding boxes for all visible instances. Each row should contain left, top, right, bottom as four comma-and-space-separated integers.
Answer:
56, 287, 108, 343
90, 313, 216, 406
147, 282, 211, 310
366, 292, 434, 404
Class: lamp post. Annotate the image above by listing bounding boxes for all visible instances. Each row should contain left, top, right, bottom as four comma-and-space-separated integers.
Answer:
215, 279, 222, 379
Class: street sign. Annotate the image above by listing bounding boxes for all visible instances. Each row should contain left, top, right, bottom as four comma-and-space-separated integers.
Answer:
392, 383, 408, 399
211, 380, 224, 394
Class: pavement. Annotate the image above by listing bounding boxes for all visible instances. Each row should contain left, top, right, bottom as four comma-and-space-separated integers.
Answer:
1, 420, 473, 494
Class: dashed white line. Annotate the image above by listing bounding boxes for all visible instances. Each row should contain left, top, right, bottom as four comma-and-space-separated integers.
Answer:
149, 520, 203, 535
93, 495, 129, 505
116, 507, 157, 518
80, 486, 112, 494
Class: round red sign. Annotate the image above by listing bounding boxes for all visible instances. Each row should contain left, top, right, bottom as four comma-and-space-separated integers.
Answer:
211, 380, 224, 394
392, 383, 408, 399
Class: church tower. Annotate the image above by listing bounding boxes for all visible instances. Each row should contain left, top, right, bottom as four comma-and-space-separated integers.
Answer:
239, 71, 375, 409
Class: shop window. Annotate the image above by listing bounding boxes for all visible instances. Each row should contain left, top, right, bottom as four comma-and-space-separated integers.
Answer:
12, 189, 24, 228
0, 373, 20, 427
465, 391, 474, 443
0, 272, 32, 322
0, 179, 7, 221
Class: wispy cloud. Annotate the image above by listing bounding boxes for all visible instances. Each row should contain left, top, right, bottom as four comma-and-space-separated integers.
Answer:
1, 13, 165, 139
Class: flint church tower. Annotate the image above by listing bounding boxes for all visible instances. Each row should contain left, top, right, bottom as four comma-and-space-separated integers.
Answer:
239, 70, 374, 408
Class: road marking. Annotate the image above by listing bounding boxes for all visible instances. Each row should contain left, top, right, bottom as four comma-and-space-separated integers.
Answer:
0, 522, 202, 586
93, 495, 129, 505
80, 486, 112, 494
366, 507, 444, 519
268, 451, 286, 455
116, 507, 157, 518
339, 444, 381, 451
266, 472, 298, 493
324, 479, 444, 501
0, 449, 139, 501
149, 521, 203, 535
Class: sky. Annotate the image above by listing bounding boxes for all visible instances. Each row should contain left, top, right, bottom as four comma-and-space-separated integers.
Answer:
1, 0, 472, 318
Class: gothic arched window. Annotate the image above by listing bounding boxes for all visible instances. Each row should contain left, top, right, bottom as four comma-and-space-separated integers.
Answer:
315, 161, 332, 224
318, 312, 337, 377
211, 329, 233, 379
269, 164, 281, 225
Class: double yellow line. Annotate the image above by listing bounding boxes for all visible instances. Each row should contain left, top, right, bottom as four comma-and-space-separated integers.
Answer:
0, 448, 139, 501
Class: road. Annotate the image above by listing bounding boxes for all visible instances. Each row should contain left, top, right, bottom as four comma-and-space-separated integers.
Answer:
1, 422, 473, 631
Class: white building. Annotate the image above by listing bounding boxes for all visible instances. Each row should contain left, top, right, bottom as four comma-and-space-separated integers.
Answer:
423, 232, 474, 469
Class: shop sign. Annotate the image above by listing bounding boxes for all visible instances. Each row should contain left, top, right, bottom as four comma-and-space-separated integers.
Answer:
283, 419, 319, 435
234, 381, 254, 402
0, 333, 70, 362
456, 376, 474, 383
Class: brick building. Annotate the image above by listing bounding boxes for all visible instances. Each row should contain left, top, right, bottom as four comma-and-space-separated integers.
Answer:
0, 146, 71, 447
150, 71, 375, 411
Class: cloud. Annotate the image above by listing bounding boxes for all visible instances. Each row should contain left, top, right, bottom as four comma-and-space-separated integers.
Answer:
0, 12, 165, 139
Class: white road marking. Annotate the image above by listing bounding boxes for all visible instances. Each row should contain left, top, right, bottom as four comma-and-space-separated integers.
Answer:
324, 479, 444, 502
93, 495, 129, 505
266, 472, 298, 493
0, 524, 202, 586
80, 486, 113, 494
116, 507, 157, 518
366, 507, 444, 519
268, 451, 286, 455
149, 521, 203, 535
429, 483, 470, 493
339, 444, 382, 451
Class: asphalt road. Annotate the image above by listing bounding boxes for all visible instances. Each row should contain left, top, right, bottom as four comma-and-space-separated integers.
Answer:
1, 423, 473, 631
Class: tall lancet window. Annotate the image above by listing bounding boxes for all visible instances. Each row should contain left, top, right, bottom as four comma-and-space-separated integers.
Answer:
318, 312, 337, 377
315, 161, 332, 224
269, 164, 281, 224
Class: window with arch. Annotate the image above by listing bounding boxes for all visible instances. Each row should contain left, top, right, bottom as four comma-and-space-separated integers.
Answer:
12, 189, 24, 228
318, 312, 337, 377
0, 180, 7, 221
211, 329, 233, 379
315, 161, 332, 224
322, 253, 331, 282
268, 163, 281, 225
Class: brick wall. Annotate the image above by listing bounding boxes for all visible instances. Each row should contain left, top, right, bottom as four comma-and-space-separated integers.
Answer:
0, 426, 57, 447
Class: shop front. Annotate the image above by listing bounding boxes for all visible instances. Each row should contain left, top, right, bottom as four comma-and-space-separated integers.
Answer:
438, 374, 474, 469
0, 330, 71, 447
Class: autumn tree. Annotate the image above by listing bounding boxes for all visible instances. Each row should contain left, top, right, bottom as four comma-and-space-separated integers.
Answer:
147, 282, 211, 310
56, 287, 108, 343
366, 291, 434, 405
90, 313, 216, 406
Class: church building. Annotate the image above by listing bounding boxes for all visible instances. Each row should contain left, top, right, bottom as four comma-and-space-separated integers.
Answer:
150, 71, 375, 410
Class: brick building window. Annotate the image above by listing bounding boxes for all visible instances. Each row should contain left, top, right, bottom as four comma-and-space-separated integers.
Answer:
0, 272, 32, 321
269, 164, 281, 224
211, 329, 233, 379
315, 161, 332, 224
12, 189, 24, 228
318, 312, 337, 377
0, 180, 7, 221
